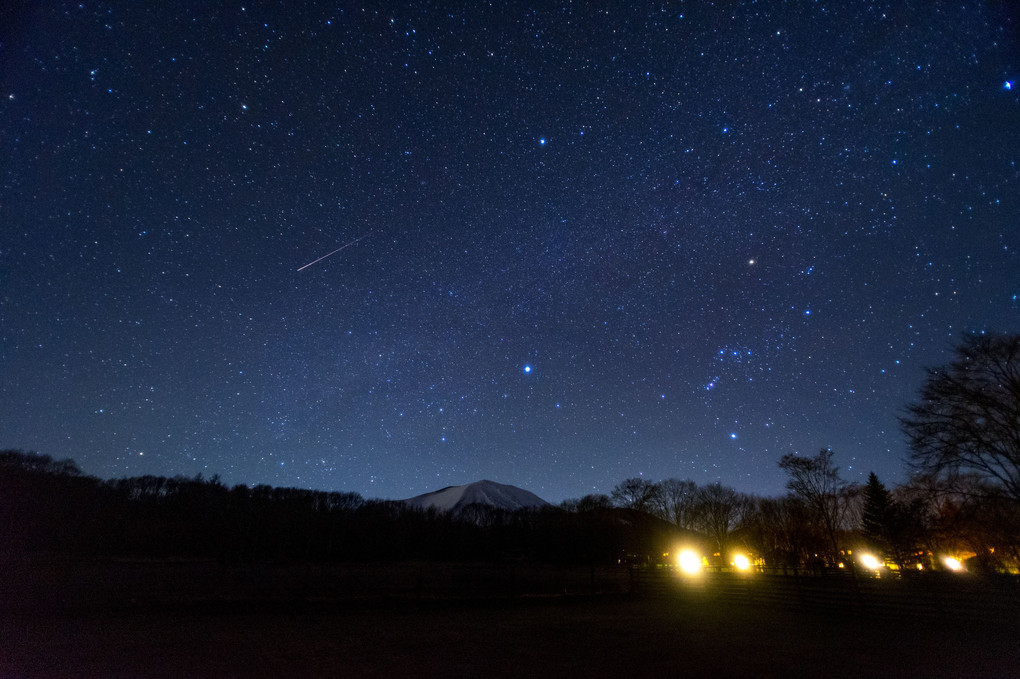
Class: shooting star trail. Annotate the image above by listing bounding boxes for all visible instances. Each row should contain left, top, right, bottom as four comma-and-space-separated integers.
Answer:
297, 231, 373, 272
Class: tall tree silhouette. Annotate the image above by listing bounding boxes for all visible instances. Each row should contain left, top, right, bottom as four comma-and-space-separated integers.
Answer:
610, 478, 659, 512
861, 472, 914, 567
692, 482, 745, 556
651, 478, 699, 530
901, 333, 1020, 505
779, 448, 852, 564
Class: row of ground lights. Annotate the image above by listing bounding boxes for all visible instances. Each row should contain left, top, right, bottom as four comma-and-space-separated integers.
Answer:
673, 550, 966, 574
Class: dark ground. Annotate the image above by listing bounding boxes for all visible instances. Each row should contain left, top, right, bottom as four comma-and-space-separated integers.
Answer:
2, 591, 1017, 678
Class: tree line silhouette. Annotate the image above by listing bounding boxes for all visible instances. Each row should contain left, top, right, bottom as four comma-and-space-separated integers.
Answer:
2, 333, 1018, 572
1, 447, 1016, 572
0, 449, 674, 566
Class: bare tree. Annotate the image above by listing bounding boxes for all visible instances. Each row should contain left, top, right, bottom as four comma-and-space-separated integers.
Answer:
610, 477, 659, 512
897, 472, 1020, 572
692, 482, 746, 556
651, 478, 699, 529
778, 448, 854, 562
901, 333, 1020, 504
741, 495, 814, 569
560, 493, 613, 513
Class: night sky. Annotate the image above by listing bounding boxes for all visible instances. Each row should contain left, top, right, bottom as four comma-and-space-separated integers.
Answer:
3, 2, 1017, 503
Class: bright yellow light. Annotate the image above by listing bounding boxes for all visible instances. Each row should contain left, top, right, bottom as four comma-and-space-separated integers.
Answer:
859, 553, 882, 570
733, 554, 751, 571
943, 556, 963, 572
678, 549, 702, 574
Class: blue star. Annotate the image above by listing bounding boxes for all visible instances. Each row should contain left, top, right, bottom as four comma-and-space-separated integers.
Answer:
1005, 81, 1013, 91
538, 138, 547, 146
729, 433, 738, 440
523, 364, 532, 374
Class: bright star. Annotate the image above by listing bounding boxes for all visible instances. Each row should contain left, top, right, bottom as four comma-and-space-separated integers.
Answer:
729, 433, 738, 440
1005, 81, 1013, 91
538, 138, 546, 146
523, 365, 532, 373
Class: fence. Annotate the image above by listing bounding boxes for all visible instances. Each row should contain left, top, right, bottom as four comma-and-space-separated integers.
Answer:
628, 566, 1020, 621
4, 554, 1017, 620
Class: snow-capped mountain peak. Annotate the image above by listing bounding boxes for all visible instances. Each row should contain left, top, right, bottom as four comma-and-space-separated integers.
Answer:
403, 479, 549, 514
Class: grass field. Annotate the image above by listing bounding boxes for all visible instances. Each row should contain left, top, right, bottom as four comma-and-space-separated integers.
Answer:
2, 557, 1017, 677
3, 591, 1017, 678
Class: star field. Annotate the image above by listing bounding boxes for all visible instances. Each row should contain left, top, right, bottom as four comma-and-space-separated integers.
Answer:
2, 2, 1017, 502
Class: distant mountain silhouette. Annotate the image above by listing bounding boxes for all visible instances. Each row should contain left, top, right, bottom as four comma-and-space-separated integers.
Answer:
403, 480, 550, 515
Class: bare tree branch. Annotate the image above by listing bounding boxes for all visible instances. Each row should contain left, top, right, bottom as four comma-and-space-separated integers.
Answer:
900, 333, 1020, 504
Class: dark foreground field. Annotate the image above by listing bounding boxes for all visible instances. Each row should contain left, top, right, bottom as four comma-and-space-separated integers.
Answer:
2, 561, 1018, 678
4, 596, 1018, 677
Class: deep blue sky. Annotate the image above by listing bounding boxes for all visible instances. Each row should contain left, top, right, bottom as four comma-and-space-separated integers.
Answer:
2, 2, 1017, 503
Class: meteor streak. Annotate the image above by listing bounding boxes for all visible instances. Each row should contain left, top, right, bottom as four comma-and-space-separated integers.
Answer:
297, 231, 373, 271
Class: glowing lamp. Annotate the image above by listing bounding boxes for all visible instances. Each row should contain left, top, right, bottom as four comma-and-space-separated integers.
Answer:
859, 553, 882, 570
733, 554, 751, 571
678, 550, 702, 575
943, 556, 963, 572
